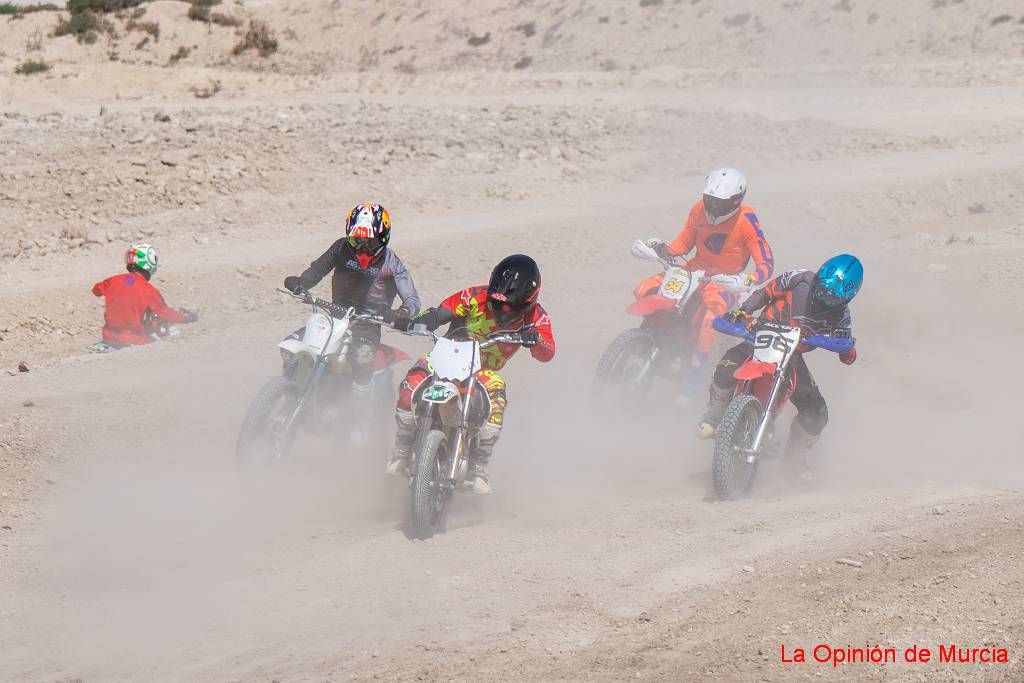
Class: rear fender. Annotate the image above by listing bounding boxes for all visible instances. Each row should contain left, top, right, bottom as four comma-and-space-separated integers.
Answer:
374, 343, 411, 370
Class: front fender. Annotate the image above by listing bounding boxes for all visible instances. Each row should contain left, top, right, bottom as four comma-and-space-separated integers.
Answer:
734, 359, 777, 381
278, 338, 318, 361
626, 294, 677, 317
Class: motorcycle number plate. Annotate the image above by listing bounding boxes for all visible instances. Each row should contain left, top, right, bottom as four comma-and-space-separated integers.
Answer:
302, 312, 332, 353
423, 383, 457, 403
752, 324, 802, 368
659, 267, 692, 301
428, 337, 477, 381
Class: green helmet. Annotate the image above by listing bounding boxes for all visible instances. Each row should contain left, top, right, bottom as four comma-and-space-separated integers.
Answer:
125, 242, 158, 275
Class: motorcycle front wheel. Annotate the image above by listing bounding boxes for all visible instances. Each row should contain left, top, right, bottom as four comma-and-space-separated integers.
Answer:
410, 429, 451, 540
593, 328, 658, 401
235, 376, 300, 470
712, 393, 763, 500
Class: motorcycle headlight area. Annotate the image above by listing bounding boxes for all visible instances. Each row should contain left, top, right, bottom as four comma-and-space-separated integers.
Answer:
302, 312, 333, 351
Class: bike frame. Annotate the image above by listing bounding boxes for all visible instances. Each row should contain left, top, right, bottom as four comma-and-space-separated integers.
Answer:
410, 328, 520, 487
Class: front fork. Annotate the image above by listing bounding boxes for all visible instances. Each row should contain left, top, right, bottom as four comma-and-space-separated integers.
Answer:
274, 359, 327, 459
746, 371, 786, 459
634, 346, 659, 386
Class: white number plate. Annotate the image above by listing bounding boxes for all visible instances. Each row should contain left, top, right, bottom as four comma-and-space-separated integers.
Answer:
752, 323, 802, 368
658, 267, 692, 301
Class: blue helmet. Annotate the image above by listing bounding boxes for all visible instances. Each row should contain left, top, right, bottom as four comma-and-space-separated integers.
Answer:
813, 254, 863, 308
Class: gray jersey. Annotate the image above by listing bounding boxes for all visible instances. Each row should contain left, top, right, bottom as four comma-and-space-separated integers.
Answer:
298, 240, 421, 316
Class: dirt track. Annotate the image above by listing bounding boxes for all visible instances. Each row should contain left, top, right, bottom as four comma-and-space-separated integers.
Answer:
2, 1, 1024, 681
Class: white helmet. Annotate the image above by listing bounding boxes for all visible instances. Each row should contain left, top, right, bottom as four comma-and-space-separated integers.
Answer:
702, 167, 747, 225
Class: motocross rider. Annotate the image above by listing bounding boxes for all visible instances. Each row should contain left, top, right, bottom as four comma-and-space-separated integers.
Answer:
388, 254, 556, 494
646, 168, 774, 394
697, 254, 863, 471
92, 243, 198, 349
283, 202, 421, 426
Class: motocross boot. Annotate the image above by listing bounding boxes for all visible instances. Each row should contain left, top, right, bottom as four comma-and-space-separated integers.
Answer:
386, 408, 415, 476
675, 352, 710, 406
783, 417, 820, 481
696, 383, 732, 440
468, 422, 500, 495
348, 380, 373, 445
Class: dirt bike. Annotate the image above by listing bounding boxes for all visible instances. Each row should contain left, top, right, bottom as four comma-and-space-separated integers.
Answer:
402, 323, 529, 540
710, 315, 854, 500
90, 308, 198, 353
235, 289, 408, 468
594, 239, 753, 399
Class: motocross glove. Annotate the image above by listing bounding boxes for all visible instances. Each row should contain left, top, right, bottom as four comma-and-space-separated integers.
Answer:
391, 306, 413, 332
646, 238, 671, 260
724, 308, 748, 324
839, 348, 857, 365
520, 328, 540, 348
284, 275, 302, 294
180, 308, 199, 324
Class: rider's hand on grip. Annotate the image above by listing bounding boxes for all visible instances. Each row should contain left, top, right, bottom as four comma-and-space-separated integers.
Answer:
284, 275, 302, 294
391, 307, 413, 332
520, 328, 540, 348
646, 238, 670, 260
725, 308, 749, 325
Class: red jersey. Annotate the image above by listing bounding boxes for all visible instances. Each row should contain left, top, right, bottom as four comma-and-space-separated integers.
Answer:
438, 286, 555, 371
92, 272, 187, 346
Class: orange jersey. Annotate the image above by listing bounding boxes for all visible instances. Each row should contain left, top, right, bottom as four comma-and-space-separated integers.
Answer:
667, 202, 774, 284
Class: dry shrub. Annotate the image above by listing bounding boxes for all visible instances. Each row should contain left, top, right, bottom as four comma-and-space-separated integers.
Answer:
232, 20, 277, 57
168, 45, 190, 64
187, 4, 209, 21
210, 12, 241, 27
126, 19, 159, 40
54, 10, 113, 44
16, 60, 51, 75
67, 0, 145, 12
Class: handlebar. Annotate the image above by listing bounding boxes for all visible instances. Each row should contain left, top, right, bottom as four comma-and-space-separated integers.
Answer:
803, 334, 855, 355
711, 315, 856, 354
279, 288, 397, 329
399, 323, 525, 349
712, 316, 755, 343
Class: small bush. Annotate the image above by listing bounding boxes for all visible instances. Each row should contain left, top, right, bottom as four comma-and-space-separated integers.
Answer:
54, 10, 113, 44
0, 4, 20, 15
210, 12, 240, 27
126, 18, 159, 40
232, 20, 277, 57
67, 0, 145, 12
16, 60, 51, 75
187, 4, 208, 21
26, 30, 44, 51
167, 45, 190, 64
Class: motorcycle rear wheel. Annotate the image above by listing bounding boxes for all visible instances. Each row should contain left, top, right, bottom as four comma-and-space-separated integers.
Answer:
411, 429, 450, 540
712, 394, 762, 500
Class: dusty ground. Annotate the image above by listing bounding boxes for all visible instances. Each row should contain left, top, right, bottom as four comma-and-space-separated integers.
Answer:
1, 1, 1023, 681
